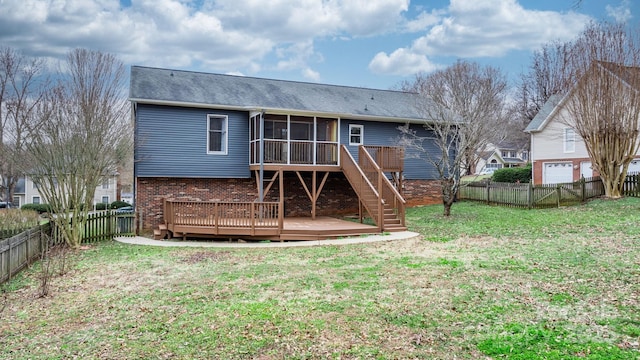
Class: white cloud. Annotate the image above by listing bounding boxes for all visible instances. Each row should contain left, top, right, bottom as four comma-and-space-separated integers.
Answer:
404, 9, 444, 32
606, 0, 632, 23
416, 0, 591, 57
370, 0, 592, 76
302, 68, 321, 82
368, 48, 440, 76
212, 0, 410, 40
0, 0, 411, 78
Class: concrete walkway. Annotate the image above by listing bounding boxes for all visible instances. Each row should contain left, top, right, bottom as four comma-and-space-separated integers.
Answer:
114, 231, 421, 249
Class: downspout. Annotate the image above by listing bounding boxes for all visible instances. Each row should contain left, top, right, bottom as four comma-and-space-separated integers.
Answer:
259, 110, 265, 202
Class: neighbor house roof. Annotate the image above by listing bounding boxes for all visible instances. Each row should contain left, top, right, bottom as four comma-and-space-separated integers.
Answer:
524, 94, 564, 133
129, 66, 429, 122
525, 62, 640, 133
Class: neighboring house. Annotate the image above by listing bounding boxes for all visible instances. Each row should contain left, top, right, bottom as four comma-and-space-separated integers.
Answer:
11, 175, 119, 208
130, 66, 445, 235
475, 142, 528, 174
12, 177, 25, 208
525, 65, 640, 184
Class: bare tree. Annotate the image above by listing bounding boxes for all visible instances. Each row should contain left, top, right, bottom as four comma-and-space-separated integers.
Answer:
516, 41, 573, 124
26, 49, 131, 248
399, 60, 508, 216
0, 47, 49, 204
559, 22, 640, 197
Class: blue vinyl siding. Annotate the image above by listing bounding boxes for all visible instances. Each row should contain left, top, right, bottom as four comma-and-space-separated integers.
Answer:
135, 104, 250, 178
340, 120, 440, 180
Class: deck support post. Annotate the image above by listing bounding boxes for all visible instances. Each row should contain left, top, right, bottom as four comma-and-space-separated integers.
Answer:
295, 171, 330, 220
312, 171, 317, 220
279, 168, 284, 240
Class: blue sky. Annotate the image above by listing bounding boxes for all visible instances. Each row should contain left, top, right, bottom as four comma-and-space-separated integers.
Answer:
0, 0, 637, 90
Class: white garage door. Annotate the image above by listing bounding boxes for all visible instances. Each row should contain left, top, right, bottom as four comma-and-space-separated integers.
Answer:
543, 162, 573, 184
580, 161, 592, 179
628, 159, 640, 174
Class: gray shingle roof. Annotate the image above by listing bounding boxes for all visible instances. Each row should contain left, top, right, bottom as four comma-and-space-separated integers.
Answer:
129, 66, 427, 122
524, 94, 564, 133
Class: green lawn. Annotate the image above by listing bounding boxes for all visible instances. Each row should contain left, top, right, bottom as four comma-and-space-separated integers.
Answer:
1, 199, 639, 359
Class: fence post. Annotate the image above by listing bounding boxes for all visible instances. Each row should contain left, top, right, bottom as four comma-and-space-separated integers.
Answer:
528, 182, 533, 209
581, 177, 586, 202
556, 184, 561, 208
486, 180, 490, 205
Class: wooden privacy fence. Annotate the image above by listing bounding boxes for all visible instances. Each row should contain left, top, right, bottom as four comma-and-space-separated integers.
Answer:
623, 172, 640, 197
0, 225, 48, 284
1, 210, 136, 285
50, 210, 136, 244
458, 177, 606, 209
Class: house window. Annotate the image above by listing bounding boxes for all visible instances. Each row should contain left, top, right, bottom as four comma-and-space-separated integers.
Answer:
32, 196, 40, 204
12, 196, 20, 208
564, 128, 575, 153
102, 179, 109, 189
207, 115, 228, 154
349, 124, 363, 146
101, 196, 109, 204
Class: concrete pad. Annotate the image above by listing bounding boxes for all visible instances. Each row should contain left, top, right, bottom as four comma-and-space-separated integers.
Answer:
114, 231, 421, 248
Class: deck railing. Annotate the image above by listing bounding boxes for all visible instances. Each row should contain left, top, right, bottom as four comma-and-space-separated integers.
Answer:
359, 146, 406, 227
363, 145, 404, 172
340, 145, 383, 231
251, 139, 338, 165
164, 200, 282, 236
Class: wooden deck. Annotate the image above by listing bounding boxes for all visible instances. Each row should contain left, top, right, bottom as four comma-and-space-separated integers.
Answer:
159, 144, 406, 241
163, 216, 380, 241
280, 216, 379, 241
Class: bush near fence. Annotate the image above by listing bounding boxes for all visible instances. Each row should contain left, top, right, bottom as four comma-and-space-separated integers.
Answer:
457, 175, 636, 209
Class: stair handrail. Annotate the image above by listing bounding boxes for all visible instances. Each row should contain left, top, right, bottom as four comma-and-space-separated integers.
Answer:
340, 145, 382, 229
359, 146, 406, 227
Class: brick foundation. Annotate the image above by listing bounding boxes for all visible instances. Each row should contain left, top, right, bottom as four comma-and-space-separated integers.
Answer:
403, 179, 442, 207
135, 174, 442, 231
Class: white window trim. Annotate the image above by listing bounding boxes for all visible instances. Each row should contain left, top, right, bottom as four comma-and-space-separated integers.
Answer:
207, 114, 229, 155
32, 196, 41, 204
564, 128, 575, 153
349, 124, 363, 146
101, 196, 110, 204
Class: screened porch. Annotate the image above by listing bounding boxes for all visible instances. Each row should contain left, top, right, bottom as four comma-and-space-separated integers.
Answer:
249, 113, 340, 167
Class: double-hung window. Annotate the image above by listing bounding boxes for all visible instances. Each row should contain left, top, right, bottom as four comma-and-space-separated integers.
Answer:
208, 115, 228, 155
564, 128, 575, 153
349, 124, 363, 146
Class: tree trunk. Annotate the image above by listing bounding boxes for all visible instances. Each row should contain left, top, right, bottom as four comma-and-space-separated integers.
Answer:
601, 172, 624, 198
441, 178, 455, 216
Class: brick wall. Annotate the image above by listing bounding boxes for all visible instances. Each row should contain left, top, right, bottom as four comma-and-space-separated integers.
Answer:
136, 174, 442, 231
403, 179, 442, 207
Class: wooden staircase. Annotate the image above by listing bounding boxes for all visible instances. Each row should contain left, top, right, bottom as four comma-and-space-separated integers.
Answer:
340, 145, 406, 232
153, 224, 168, 240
